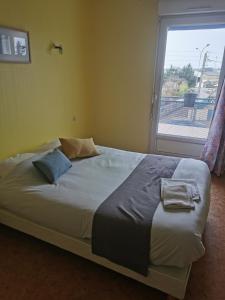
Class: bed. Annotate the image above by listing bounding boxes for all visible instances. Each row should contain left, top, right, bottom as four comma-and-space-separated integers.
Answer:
0, 145, 211, 299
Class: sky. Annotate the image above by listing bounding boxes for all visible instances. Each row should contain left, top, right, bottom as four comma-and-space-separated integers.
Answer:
164, 27, 225, 70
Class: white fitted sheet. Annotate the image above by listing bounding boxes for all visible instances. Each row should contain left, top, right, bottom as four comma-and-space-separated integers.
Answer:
0, 146, 210, 268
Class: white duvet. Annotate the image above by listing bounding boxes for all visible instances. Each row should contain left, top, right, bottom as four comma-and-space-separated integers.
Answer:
0, 146, 210, 268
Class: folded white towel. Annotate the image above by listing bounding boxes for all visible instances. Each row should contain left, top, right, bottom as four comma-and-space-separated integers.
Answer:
161, 178, 200, 210
162, 178, 201, 201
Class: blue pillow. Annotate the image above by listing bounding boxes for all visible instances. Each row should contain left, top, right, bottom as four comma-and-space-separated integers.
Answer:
33, 149, 72, 183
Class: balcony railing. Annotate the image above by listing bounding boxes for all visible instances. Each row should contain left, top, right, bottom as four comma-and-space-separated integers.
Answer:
159, 96, 215, 128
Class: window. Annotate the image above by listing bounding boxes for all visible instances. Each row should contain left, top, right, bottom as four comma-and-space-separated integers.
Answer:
151, 13, 225, 157
157, 25, 225, 139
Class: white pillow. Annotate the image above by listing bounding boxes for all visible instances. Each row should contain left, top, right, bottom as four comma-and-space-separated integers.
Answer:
0, 139, 60, 179
32, 138, 61, 153
0, 153, 35, 179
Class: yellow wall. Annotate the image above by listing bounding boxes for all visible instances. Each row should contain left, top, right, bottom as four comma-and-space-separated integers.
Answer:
86, 0, 158, 153
0, 0, 158, 158
0, 0, 89, 159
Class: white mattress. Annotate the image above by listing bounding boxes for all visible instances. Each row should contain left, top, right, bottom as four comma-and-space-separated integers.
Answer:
0, 146, 210, 268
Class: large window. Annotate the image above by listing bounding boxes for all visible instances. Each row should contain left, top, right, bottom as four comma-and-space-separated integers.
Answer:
157, 25, 225, 139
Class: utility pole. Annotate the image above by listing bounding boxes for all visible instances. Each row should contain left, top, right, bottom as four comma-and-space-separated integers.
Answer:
198, 52, 208, 96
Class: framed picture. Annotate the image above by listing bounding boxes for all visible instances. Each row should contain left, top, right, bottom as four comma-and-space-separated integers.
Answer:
0, 26, 31, 63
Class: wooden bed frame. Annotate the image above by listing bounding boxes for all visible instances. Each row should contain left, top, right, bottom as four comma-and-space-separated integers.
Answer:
0, 209, 191, 299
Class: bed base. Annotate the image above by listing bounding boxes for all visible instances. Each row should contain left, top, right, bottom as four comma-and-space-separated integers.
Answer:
0, 209, 191, 299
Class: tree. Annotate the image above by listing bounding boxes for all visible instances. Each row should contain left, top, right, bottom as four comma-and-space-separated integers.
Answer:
164, 64, 197, 88
164, 65, 179, 81
179, 64, 196, 88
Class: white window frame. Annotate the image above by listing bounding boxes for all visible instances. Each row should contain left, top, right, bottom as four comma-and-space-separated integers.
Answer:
150, 12, 225, 154
158, 0, 225, 16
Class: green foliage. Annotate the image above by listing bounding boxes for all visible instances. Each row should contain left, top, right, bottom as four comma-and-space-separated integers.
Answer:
177, 82, 189, 96
179, 64, 197, 87
164, 64, 197, 88
164, 65, 179, 80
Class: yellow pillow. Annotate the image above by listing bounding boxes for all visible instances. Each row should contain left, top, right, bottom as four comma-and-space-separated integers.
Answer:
59, 137, 100, 159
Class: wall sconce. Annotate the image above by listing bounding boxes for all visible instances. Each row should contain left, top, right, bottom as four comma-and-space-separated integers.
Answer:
50, 42, 63, 54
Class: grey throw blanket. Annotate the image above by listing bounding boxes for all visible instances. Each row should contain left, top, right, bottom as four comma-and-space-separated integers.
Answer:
92, 154, 180, 276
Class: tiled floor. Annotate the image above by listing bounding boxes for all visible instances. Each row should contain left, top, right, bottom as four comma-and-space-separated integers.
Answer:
158, 123, 209, 139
